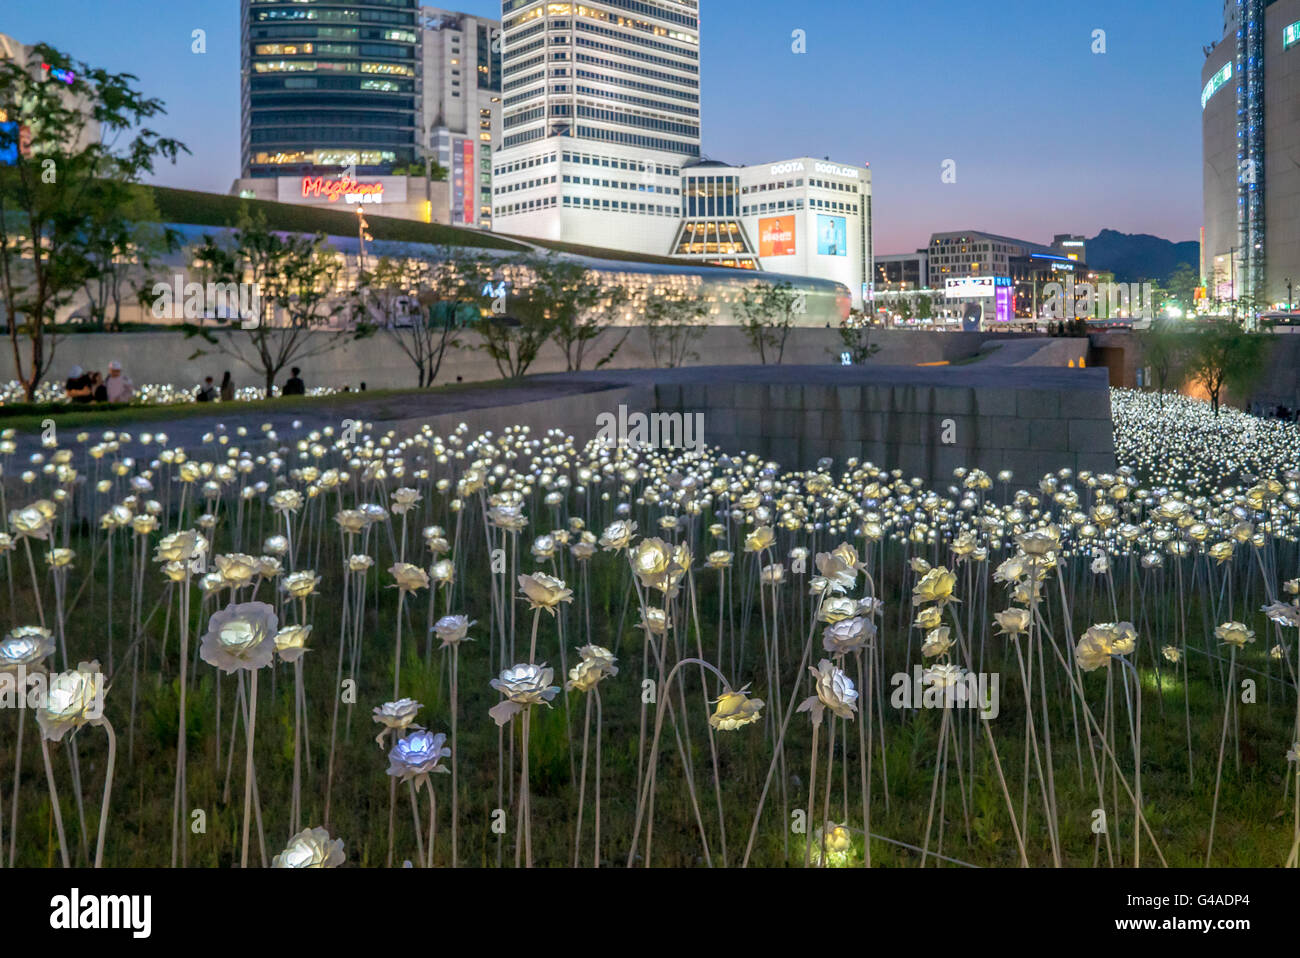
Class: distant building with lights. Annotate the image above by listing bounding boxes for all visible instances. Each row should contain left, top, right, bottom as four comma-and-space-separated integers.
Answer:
420, 6, 501, 229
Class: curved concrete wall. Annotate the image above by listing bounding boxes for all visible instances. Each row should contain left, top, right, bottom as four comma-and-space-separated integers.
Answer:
3, 328, 1078, 394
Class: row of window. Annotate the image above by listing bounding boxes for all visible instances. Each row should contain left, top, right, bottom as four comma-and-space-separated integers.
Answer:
495, 195, 559, 216
742, 199, 804, 216
506, 3, 698, 47
562, 174, 679, 194
251, 109, 410, 127
808, 197, 858, 214
252, 60, 416, 76
572, 19, 698, 61
250, 126, 413, 145
254, 8, 416, 26
575, 51, 698, 89
503, 106, 546, 129
568, 104, 699, 138
561, 195, 677, 214
497, 174, 559, 193
253, 93, 414, 109
251, 26, 418, 44
575, 123, 699, 156
251, 76, 414, 93
494, 151, 559, 176
253, 42, 412, 58
574, 34, 698, 75
562, 150, 679, 176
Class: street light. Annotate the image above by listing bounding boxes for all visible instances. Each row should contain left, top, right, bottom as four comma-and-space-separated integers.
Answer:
356, 207, 369, 274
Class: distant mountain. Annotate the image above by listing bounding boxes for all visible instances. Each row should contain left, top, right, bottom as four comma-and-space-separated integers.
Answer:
1083, 229, 1200, 284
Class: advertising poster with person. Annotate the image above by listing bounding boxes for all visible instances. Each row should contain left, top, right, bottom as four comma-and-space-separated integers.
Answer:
817, 214, 846, 256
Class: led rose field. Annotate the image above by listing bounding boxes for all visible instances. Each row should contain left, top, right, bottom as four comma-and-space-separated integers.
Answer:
1, 387, 1298, 868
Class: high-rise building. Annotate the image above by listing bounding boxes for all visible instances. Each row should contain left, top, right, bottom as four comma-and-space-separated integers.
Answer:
1202, 0, 1300, 315
240, 0, 423, 180
491, 0, 702, 254
420, 7, 501, 229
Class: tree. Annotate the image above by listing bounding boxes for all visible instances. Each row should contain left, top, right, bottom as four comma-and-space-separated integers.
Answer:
1134, 316, 1190, 409
348, 248, 488, 387
1165, 263, 1198, 311
1186, 319, 1268, 416
183, 209, 345, 396
737, 279, 803, 364
81, 189, 180, 330
0, 42, 186, 400
644, 288, 708, 368
835, 311, 882, 365
473, 255, 556, 379
525, 251, 630, 371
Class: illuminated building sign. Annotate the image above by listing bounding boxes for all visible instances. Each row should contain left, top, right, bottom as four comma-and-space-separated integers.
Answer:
945, 277, 1009, 298
1202, 62, 1232, 109
299, 176, 385, 204
462, 139, 475, 225
995, 285, 1014, 322
1286, 21, 1300, 50
41, 63, 76, 84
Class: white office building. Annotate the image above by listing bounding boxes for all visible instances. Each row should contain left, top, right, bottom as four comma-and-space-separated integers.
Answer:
491, 0, 701, 254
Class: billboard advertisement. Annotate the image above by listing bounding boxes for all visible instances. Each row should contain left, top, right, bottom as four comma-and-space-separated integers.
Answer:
816, 214, 846, 256
945, 277, 997, 298
995, 285, 1014, 322
759, 215, 796, 257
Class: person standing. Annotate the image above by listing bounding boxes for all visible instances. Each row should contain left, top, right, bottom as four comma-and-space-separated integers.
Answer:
220, 371, 235, 402
282, 367, 306, 396
105, 360, 134, 403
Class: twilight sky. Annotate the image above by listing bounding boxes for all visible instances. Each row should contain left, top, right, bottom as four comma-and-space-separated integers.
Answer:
3, 0, 1221, 253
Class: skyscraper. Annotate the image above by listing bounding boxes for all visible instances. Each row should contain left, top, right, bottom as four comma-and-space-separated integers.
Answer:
1202, 0, 1300, 315
420, 6, 502, 229
490, 0, 702, 253
240, 0, 423, 179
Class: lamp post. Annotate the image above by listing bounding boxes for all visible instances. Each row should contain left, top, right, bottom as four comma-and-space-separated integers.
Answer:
356, 207, 370, 275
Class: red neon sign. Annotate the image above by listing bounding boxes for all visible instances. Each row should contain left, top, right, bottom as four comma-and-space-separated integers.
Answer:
301, 176, 384, 203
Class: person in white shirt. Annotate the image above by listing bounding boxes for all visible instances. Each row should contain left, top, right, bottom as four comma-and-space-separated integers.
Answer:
105, 360, 134, 403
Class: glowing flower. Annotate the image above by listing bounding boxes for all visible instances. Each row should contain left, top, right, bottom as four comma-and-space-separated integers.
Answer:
433, 614, 475, 648
200, 602, 278, 673
822, 616, 874, 656
274, 624, 312, 663
387, 729, 451, 780
489, 663, 560, 725
0, 626, 55, 672
272, 827, 345, 868
993, 608, 1031, 638
798, 658, 858, 722
566, 645, 618, 692
517, 572, 573, 615
36, 662, 105, 741
709, 684, 764, 730
388, 563, 428, 593
372, 698, 422, 745
912, 567, 958, 606
1214, 621, 1255, 648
